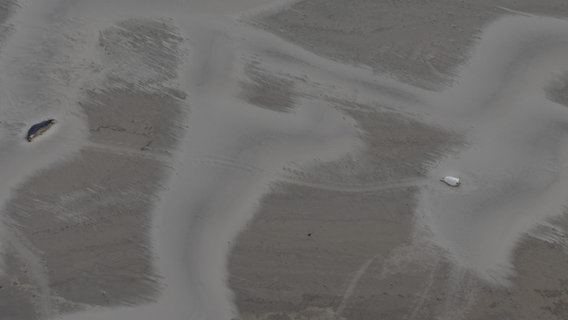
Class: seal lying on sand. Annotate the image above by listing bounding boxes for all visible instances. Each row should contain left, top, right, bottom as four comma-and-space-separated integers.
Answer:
441, 176, 461, 187
26, 119, 56, 142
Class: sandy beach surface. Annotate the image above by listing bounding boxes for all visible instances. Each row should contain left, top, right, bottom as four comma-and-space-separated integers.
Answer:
1, 0, 568, 319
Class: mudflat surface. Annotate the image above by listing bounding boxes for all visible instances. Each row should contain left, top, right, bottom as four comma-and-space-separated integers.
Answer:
229, 1, 568, 320
255, 0, 568, 90
0, 15, 186, 319
1, 1, 568, 320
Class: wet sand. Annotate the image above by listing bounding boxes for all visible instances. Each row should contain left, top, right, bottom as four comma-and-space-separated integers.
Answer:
0, 0, 568, 320
0, 10, 186, 319
231, 2, 568, 320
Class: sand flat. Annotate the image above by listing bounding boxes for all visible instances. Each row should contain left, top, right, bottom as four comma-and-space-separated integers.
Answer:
1, 0, 568, 320
0, 8, 186, 319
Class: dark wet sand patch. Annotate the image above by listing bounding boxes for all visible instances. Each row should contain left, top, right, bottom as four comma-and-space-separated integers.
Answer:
5, 149, 165, 307
240, 63, 297, 113
255, 0, 568, 89
229, 184, 416, 319
0, 251, 41, 320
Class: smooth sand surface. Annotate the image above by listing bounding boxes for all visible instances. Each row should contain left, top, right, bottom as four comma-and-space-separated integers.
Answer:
1, 0, 568, 320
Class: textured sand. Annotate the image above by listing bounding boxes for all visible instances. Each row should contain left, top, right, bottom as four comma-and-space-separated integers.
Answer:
230, 2, 568, 320
0, 11, 186, 319
1, 1, 568, 320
